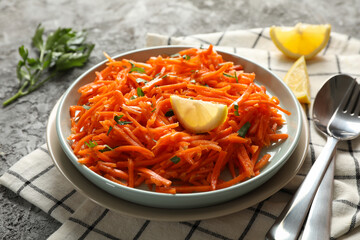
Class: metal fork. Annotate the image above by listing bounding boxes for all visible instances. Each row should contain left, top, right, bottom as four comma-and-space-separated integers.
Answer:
266, 79, 360, 240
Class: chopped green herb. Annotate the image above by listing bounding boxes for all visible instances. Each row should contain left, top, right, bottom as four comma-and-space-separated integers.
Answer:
3, 24, 94, 106
85, 140, 97, 148
107, 126, 113, 136
154, 84, 159, 87
223, 73, 235, 78
162, 74, 168, 79
154, 73, 161, 78
170, 53, 181, 58
130, 95, 137, 100
137, 87, 145, 97
165, 109, 174, 117
129, 62, 145, 73
129, 66, 146, 74
237, 122, 251, 137
82, 105, 91, 110
152, 138, 157, 143
99, 145, 114, 153
136, 78, 148, 84
182, 55, 191, 60
234, 103, 240, 116
223, 72, 238, 83
129, 61, 135, 68
114, 114, 124, 123
204, 84, 209, 87
170, 156, 181, 164
119, 121, 132, 125
151, 108, 156, 112
114, 114, 132, 125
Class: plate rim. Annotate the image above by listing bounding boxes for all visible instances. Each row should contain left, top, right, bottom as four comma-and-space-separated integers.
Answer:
47, 98, 309, 221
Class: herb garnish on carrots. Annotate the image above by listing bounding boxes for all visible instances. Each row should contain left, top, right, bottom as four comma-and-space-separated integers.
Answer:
69, 45, 290, 193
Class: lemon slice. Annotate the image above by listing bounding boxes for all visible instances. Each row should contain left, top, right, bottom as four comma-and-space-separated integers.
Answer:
284, 56, 311, 104
170, 95, 228, 133
270, 23, 331, 60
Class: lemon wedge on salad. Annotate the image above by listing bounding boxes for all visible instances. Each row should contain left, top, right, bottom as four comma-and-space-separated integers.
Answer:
170, 95, 228, 133
270, 23, 331, 60
284, 56, 311, 104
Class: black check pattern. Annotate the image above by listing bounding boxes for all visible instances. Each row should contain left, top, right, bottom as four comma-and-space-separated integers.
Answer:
251, 28, 265, 48
16, 164, 55, 195
0, 146, 83, 223
69, 213, 120, 240
181, 221, 231, 240
133, 220, 150, 240
78, 209, 111, 239
7, 169, 75, 215
346, 141, 360, 235
184, 220, 201, 240
238, 201, 265, 240
1, 28, 360, 239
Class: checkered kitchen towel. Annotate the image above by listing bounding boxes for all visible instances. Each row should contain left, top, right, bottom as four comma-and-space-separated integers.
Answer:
1, 28, 360, 240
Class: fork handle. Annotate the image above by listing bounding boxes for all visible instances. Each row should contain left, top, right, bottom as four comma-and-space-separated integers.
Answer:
266, 136, 338, 240
302, 154, 335, 240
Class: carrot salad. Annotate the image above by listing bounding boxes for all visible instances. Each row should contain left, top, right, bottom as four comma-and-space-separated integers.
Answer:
68, 45, 290, 194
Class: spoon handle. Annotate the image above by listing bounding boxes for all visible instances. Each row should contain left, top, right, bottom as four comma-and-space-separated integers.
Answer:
266, 136, 338, 240
302, 154, 335, 240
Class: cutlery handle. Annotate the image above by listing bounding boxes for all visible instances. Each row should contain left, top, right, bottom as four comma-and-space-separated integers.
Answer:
302, 155, 335, 240
266, 136, 338, 240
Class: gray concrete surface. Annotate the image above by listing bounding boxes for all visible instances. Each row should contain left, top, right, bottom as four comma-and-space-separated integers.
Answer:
0, 0, 359, 239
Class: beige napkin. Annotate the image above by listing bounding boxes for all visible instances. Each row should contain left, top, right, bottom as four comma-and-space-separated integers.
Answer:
1, 28, 360, 239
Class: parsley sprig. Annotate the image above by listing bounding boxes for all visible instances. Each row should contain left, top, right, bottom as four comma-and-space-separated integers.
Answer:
223, 72, 238, 83
3, 24, 94, 106
107, 115, 132, 135
99, 144, 116, 153
85, 140, 98, 148
170, 156, 181, 164
237, 122, 251, 137
165, 109, 175, 117
129, 62, 145, 74
234, 103, 240, 116
137, 87, 145, 97
114, 115, 132, 125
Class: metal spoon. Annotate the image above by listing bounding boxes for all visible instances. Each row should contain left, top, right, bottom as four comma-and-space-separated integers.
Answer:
301, 74, 357, 239
266, 74, 360, 240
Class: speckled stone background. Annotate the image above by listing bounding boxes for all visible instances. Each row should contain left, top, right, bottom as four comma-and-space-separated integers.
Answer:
0, 0, 359, 239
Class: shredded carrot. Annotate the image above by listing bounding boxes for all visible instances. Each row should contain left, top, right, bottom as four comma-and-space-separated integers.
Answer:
68, 45, 290, 194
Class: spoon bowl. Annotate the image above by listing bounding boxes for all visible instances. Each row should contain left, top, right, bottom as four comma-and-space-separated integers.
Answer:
327, 79, 360, 140
313, 74, 356, 134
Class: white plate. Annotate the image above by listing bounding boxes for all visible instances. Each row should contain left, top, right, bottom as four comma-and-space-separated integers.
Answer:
56, 46, 303, 208
47, 99, 309, 221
